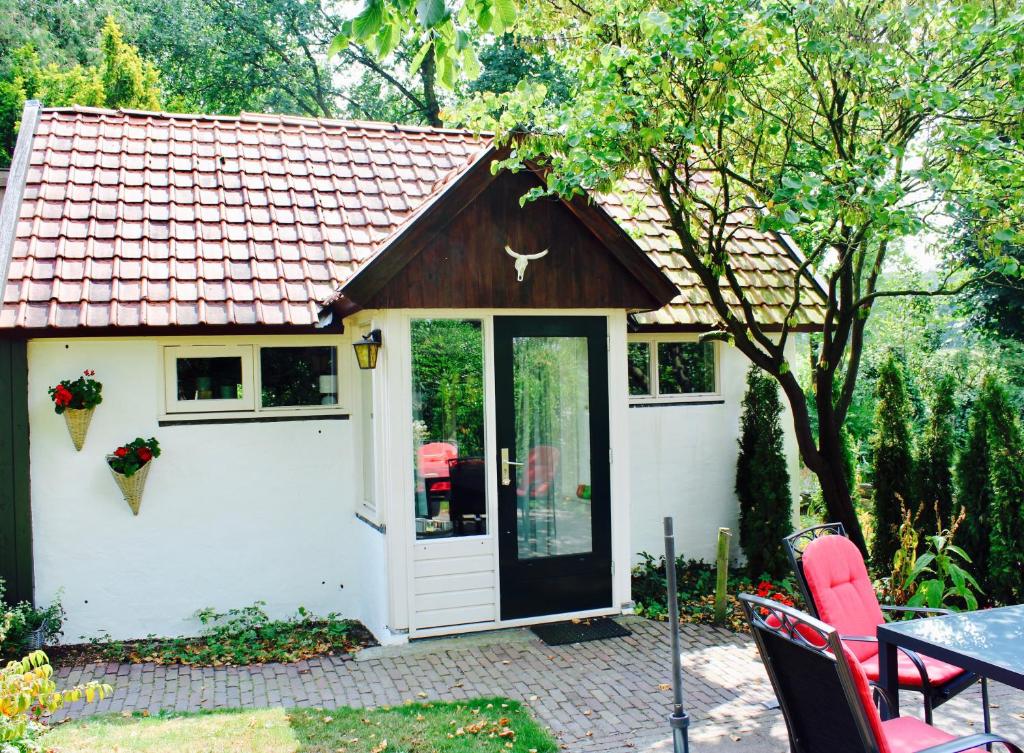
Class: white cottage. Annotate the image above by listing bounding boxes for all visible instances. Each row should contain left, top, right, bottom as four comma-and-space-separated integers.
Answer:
0, 103, 825, 643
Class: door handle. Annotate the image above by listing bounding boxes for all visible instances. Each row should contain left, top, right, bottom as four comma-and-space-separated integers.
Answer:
500, 448, 523, 486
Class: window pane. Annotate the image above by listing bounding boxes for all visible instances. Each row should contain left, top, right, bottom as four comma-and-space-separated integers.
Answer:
411, 320, 486, 539
513, 336, 592, 559
260, 347, 337, 407
657, 342, 716, 394
176, 357, 243, 401
627, 342, 651, 395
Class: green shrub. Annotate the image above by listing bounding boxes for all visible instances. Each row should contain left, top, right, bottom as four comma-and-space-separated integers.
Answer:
0, 582, 64, 662
736, 367, 794, 579
871, 353, 915, 571
956, 380, 995, 581
916, 374, 957, 530
982, 378, 1024, 605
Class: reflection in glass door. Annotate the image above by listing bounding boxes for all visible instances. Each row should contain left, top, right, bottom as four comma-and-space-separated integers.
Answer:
495, 317, 612, 620
513, 336, 592, 560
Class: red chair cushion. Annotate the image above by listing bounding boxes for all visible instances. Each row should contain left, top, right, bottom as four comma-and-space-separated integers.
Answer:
840, 646, 982, 753
859, 651, 966, 688
880, 717, 968, 753
802, 535, 885, 661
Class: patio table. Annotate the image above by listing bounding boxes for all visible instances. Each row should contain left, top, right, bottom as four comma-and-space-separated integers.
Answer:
878, 604, 1024, 720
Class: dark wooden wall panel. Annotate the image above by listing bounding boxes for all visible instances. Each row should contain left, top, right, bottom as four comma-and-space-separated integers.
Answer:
0, 338, 32, 605
366, 170, 663, 310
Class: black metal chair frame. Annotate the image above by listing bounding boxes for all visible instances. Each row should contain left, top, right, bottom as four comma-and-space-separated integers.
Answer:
783, 523, 989, 730
448, 457, 486, 535
740, 594, 1019, 753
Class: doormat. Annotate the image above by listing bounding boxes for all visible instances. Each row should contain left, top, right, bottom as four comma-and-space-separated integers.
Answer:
531, 617, 631, 646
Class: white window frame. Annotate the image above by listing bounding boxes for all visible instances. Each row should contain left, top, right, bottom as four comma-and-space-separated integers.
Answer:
627, 334, 720, 403
161, 336, 349, 419
163, 344, 255, 414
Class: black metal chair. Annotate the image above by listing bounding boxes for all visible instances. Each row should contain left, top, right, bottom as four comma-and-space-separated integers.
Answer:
740, 594, 1019, 753
448, 457, 486, 535
783, 523, 988, 730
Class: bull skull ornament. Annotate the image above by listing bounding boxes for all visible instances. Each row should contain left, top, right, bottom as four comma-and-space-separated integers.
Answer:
505, 245, 549, 282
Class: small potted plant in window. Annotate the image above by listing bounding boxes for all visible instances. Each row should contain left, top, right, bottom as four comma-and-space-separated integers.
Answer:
48, 369, 102, 451
106, 437, 161, 515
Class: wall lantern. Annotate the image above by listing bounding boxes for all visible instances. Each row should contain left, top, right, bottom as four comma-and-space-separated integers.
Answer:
353, 329, 382, 370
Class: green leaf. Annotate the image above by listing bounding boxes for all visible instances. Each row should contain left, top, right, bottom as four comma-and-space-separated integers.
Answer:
416, 0, 450, 29
409, 38, 433, 74
920, 579, 945, 609
492, 0, 516, 33
352, 0, 385, 40
904, 552, 934, 586
945, 544, 971, 563
328, 34, 350, 58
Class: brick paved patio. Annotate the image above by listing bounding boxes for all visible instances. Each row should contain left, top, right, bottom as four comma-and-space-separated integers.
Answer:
51, 616, 1024, 752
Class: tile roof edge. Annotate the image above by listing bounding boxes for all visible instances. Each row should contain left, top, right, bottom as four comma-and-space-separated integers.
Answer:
0, 100, 42, 314
324, 143, 498, 309
42, 104, 494, 138
744, 198, 829, 304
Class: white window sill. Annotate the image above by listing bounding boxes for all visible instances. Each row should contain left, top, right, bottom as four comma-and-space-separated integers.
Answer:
628, 396, 724, 408
158, 410, 350, 426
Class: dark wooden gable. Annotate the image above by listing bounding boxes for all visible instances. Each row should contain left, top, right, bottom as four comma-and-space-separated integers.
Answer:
358, 167, 671, 311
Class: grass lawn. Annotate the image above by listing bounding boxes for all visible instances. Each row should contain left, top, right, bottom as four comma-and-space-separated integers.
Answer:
43, 698, 558, 753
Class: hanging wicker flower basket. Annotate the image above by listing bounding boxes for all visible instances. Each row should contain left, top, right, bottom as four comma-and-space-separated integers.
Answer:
63, 407, 95, 451
108, 458, 151, 515
106, 437, 161, 516
49, 369, 102, 451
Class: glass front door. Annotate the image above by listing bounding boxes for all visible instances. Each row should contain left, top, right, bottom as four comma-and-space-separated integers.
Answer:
494, 317, 612, 619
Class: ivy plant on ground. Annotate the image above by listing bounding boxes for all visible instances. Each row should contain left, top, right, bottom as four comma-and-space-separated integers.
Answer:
51, 603, 373, 668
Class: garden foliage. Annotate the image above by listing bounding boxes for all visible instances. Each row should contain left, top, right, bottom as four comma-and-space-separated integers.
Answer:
915, 374, 957, 530
631, 554, 798, 632
981, 378, 1024, 605
870, 353, 915, 570
88, 602, 363, 666
736, 367, 793, 580
956, 379, 995, 579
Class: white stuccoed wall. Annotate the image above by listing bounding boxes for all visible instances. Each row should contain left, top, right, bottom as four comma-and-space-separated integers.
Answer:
628, 340, 801, 564
27, 337, 388, 643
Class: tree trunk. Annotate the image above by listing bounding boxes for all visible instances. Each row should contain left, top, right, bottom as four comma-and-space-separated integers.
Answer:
420, 51, 442, 127
776, 362, 869, 557
815, 439, 867, 554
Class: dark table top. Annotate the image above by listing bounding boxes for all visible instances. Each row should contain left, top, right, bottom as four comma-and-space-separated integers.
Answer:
877, 604, 1024, 689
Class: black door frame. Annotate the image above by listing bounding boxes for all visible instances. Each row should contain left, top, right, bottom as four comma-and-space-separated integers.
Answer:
493, 316, 612, 620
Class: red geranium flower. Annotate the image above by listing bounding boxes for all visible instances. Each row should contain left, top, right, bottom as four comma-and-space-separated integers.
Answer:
137, 447, 153, 462
53, 385, 73, 407
114, 446, 128, 458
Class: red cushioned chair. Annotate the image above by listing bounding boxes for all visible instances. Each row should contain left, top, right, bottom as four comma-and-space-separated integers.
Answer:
784, 524, 988, 731
417, 442, 457, 517
740, 594, 1019, 753
516, 445, 560, 499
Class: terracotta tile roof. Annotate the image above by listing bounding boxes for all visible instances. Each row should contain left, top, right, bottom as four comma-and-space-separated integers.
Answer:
2, 107, 489, 329
0, 106, 825, 330
600, 175, 827, 328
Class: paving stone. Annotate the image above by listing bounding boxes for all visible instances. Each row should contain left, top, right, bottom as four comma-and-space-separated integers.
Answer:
48, 617, 1024, 752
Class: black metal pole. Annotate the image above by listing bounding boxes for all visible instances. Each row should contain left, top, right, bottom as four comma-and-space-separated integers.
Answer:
664, 516, 690, 753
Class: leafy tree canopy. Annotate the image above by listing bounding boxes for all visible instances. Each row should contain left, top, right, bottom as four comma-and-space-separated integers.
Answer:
449, 0, 1024, 552
0, 16, 162, 163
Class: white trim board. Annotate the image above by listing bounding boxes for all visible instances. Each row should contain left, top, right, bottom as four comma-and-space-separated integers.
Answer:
0, 101, 41, 307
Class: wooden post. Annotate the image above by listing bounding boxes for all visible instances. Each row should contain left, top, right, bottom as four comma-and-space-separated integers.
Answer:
714, 527, 732, 624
